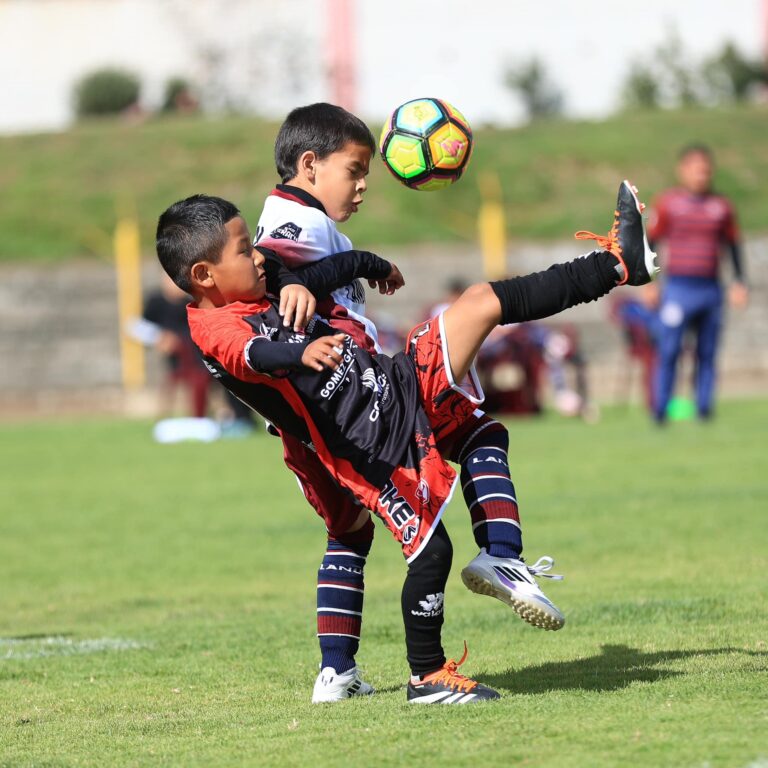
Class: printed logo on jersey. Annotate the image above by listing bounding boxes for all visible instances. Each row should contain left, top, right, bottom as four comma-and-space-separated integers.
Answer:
378, 480, 418, 532
269, 222, 302, 241
411, 592, 444, 617
348, 279, 366, 305
259, 322, 279, 339
203, 358, 223, 378
402, 520, 419, 545
360, 368, 391, 421
320, 346, 356, 399
416, 479, 430, 505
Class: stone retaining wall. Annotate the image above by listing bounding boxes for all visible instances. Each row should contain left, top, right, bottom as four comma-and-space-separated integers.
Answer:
1, 237, 765, 417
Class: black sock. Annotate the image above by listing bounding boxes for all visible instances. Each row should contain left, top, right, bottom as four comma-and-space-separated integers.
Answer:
490, 250, 617, 326
401, 523, 453, 677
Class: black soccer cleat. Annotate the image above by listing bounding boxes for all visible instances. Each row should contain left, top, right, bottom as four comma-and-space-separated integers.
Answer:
574, 180, 660, 286
407, 644, 501, 704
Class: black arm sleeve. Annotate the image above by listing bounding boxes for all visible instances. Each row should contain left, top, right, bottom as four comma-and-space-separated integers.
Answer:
728, 241, 745, 283
259, 246, 303, 295
293, 251, 391, 297
246, 337, 308, 373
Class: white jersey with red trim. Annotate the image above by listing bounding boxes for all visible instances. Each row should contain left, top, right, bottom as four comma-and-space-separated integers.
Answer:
255, 186, 380, 352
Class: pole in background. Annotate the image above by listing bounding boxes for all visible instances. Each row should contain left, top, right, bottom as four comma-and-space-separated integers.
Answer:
477, 171, 507, 280
114, 212, 145, 390
764, 0, 768, 66
326, 0, 357, 111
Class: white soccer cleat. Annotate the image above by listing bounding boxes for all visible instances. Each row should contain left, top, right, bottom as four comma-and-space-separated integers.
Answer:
311, 666, 374, 703
461, 549, 565, 630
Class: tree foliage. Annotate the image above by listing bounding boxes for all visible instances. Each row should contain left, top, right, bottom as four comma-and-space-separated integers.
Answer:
74, 68, 140, 117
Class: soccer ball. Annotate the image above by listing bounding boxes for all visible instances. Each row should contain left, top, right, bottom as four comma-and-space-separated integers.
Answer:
379, 98, 473, 191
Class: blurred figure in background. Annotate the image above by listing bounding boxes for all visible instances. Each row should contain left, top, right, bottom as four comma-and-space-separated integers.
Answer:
429, 278, 595, 419
425, 277, 467, 320
646, 144, 749, 423
609, 289, 660, 414
129, 273, 256, 436
133, 272, 212, 419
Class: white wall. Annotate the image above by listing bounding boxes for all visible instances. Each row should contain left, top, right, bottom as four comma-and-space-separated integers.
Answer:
0, 0, 326, 133
356, 0, 764, 125
0, 0, 763, 134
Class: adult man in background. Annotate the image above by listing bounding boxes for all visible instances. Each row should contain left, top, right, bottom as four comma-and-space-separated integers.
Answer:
646, 144, 748, 423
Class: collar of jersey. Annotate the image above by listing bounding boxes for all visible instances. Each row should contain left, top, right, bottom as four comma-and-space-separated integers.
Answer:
188, 298, 272, 315
273, 184, 327, 215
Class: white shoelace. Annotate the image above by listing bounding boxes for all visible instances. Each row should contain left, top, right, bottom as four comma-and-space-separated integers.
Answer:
526, 556, 564, 581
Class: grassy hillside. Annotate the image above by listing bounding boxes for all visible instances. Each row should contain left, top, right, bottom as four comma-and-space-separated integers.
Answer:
1, 105, 766, 262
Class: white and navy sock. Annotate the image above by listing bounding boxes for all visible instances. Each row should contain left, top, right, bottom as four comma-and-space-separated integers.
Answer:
317, 519, 373, 674
458, 425, 523, 559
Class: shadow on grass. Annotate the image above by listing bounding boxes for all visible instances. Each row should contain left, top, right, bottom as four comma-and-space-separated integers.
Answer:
480, 644, 766, 694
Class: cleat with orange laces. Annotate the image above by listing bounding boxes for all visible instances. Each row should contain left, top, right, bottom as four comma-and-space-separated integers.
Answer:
407, 644, 500, 704
574, 180, 660, 286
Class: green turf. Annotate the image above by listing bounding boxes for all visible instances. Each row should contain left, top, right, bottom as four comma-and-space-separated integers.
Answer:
1, 105, 766, 261
1, 401, 766, 767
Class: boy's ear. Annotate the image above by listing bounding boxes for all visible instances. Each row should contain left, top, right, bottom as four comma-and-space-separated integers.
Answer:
297, 150, 318, 182
190, 261, 215, 289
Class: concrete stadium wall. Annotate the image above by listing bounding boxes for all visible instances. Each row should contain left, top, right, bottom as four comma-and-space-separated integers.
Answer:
0, 237, 765, 418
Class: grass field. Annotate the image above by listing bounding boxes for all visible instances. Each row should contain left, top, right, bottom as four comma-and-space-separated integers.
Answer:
1, 105, 767, 261
1, 401, 767, 767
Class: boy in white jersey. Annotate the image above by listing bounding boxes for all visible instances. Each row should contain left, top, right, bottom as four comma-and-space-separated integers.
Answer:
256, 103, 563, 703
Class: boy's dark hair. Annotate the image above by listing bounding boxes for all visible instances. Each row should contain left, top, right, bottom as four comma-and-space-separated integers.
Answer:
678, 143, 713, 162
156, 194, 240, 293
274, 103, 376, 182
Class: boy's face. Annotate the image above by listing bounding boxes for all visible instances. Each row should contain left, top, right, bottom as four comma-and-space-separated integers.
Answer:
677, 152, 713, 195
194, 217, 266, 304
305, 141, 372, 223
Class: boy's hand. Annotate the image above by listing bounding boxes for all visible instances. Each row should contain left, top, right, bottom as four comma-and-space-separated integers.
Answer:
279, 284, 316, 332
302, 333, 347, 372
368, 263, 405, 295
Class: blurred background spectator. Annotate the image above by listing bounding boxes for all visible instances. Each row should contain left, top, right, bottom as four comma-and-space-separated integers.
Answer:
645, 144, 749, 423
128, 273, 212, 419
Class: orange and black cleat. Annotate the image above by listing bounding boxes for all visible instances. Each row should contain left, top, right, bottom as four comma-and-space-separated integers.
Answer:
575, 180, 660, 286
407, 644, 500, 704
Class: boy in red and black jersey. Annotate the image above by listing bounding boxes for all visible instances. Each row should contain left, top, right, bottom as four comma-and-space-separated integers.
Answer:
156, 185, 657, 703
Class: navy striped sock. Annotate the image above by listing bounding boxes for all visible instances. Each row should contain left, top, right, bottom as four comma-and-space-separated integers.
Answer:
459, 430, 522, 559
317, 520, 373, 674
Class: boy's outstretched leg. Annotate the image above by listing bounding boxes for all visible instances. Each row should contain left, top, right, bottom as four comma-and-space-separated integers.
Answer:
442, 180, 659, 385
431, 181, 657, 629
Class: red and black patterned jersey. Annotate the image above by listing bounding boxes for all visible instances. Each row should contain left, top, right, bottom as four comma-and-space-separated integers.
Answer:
187, 298, 440, 513
647, 188, 740, 279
